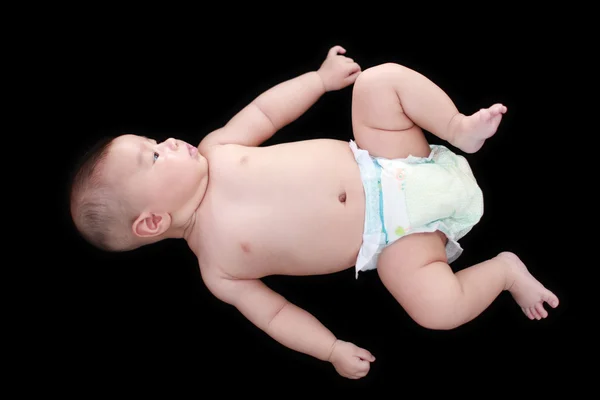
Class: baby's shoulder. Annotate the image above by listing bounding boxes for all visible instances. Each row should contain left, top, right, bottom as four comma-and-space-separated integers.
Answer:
196, 259, 247, 302
198, 133, 252, 156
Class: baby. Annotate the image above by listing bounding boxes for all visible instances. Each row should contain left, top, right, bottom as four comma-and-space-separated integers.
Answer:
69, 45, 559, 380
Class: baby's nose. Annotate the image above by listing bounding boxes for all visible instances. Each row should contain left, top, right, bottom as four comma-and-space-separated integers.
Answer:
166, 138, 179, 150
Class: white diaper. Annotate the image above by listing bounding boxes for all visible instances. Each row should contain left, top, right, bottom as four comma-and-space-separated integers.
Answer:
349, 140, 484, 278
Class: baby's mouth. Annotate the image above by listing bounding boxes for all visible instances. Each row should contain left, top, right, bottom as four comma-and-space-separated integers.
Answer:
186, 143, 198, 158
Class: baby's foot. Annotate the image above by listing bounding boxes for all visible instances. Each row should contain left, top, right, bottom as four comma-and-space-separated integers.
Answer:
498, 252, 559, 320
450, 104, 507, 153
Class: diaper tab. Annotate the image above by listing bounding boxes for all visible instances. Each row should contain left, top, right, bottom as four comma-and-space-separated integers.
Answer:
349, 141, 387, 277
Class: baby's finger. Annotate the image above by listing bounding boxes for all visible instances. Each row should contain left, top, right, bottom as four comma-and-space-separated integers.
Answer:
345, 70, 361, 82
354, 359, 371, 377
346, 63, 361, 75
359, 363, 371, 375
359, 359, 371, 371
328, 45, 346, 57
345, 66, 362, 83
355, 348, 375, 362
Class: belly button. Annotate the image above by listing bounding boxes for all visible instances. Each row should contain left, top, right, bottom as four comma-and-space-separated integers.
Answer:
240, 242, 251, 254
338, 192, 346, 203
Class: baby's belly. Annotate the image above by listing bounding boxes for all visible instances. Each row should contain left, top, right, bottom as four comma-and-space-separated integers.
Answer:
205, 140, 366, 278
228, 194, 363, 277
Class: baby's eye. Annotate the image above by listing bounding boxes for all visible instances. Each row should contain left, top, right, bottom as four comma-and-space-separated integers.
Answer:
153, 152, 159, 162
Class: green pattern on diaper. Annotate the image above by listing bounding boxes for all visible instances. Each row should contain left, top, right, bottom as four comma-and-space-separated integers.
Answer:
395, 226, 405, 236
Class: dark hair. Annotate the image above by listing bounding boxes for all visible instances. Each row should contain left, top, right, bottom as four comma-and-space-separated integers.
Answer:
69, 136, 136, 251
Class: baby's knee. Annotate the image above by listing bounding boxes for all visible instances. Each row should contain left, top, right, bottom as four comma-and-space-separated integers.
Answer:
355, 62, 408, 88
404, 297, 464, 331
411, 313, 462, 331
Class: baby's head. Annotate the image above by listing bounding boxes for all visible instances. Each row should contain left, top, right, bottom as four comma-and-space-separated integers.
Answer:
69, 134, 209, 252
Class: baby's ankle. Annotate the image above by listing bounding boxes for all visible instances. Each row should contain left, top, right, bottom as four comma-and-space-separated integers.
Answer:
446, 113, 465, 147
496, 252, 516, 291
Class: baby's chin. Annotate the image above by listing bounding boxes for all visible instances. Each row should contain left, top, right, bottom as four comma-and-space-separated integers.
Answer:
197, 154, 209, 173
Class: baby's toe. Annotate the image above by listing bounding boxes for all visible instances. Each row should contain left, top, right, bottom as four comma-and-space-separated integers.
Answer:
535, 302, 548, 318
545, 292, 559, 308
488, 103, 505, 115
478, 108, 492, 121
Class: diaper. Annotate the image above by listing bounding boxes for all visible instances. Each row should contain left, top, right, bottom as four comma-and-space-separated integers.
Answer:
350, 140, 484, 278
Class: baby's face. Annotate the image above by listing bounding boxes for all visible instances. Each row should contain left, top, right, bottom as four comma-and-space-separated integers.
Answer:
106, 134, 208, 215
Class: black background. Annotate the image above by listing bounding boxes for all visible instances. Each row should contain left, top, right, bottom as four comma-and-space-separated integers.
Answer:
24, 8, 592, 394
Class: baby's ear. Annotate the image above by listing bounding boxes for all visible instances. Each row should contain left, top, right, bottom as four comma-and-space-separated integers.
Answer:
132, 211, 171, 238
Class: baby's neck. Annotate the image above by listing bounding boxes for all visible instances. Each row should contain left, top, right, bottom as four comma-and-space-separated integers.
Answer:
182, 210, 197, 242
172, 174, 209, 253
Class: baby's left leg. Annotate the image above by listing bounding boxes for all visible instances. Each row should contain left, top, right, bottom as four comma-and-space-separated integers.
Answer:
351, 62, 506, 156
377, 231, 559, 329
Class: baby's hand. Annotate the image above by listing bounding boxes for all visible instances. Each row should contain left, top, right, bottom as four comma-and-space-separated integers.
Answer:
317, 45, 361, 92
328, 339, 375, 379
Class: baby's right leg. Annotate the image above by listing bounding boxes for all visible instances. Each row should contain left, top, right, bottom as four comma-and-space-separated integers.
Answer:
376, 232, 559, 329
352, 63, 506, 156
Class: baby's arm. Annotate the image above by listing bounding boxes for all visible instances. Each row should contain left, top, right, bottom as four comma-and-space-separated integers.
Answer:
199, 45, 360, 150
204, 274, 375, 378
202, 270, 375, 378
207, 276, 338, 362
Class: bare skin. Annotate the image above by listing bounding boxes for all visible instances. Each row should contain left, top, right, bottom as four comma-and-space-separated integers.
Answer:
448, 103, 508, 153
193, 139, 365, 279
118, 48, 557, 379
501, 252, 559, 320
350, 62, 557, 329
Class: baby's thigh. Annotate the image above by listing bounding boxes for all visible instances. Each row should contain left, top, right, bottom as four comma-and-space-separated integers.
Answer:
351, 64, 431, 159
376, 231, 452, 312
